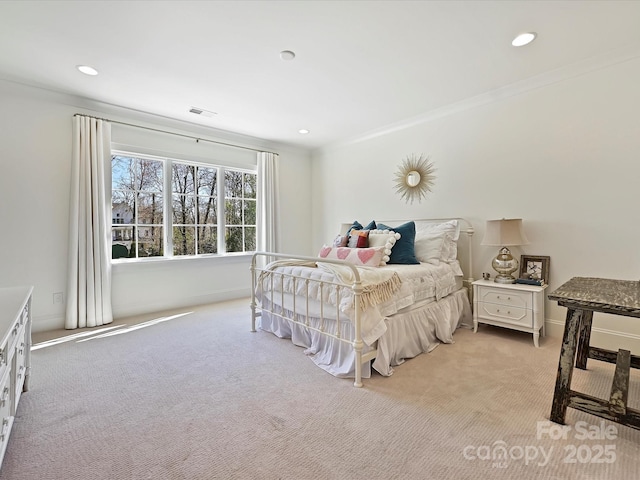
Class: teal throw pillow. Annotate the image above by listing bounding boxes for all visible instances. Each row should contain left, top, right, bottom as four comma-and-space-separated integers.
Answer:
376, 221, 419, 264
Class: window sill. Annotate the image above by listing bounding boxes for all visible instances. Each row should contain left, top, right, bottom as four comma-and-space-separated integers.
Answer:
111, 252, 253, 268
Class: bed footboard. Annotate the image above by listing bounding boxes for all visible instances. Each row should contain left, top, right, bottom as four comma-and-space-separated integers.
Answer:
251, 252, 372, 387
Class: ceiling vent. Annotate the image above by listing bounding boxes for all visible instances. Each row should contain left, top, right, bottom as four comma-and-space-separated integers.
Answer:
189, 107, 217, 117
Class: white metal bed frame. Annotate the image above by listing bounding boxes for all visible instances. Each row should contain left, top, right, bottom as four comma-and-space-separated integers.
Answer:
250, 218, 475, 387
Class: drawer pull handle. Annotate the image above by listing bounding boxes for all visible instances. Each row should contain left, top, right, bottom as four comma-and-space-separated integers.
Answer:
0, 419, 8, 441
1, 418, 9, 439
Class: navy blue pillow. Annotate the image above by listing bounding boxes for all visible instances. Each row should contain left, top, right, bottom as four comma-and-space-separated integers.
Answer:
347, 220, 376, 235
376, 221, 419, 264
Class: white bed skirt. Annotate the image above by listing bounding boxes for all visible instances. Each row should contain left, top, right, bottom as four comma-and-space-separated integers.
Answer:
258, 288, 472, 379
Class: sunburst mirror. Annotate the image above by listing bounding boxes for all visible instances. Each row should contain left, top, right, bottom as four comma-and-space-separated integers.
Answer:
394, 154, 436, 204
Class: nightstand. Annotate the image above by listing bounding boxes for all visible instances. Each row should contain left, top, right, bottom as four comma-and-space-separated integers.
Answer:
472, 279, 548, 347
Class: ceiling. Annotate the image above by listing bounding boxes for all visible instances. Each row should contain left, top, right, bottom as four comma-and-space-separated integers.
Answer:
1, 1, 640, 151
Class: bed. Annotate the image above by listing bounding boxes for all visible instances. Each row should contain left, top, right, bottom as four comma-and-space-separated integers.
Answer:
250, 218, 475, 387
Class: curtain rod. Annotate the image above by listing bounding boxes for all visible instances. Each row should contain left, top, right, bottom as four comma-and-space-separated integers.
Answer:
73, 113, 277, 155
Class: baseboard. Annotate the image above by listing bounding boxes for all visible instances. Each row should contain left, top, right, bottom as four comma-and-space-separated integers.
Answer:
545, 318, 640, 353
32, 313, 66, 333
111, 287, 251, 319
32, 287, 251, 334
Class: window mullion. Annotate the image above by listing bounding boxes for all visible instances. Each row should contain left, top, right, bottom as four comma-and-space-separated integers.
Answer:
164, 158, 173, 257
194, 167, 199, 255
241, 185, 246, 251
218, 167, 225, 254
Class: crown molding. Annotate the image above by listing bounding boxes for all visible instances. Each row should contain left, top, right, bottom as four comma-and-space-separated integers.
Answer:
318, 42, 640, 154
0, 77, 309, 156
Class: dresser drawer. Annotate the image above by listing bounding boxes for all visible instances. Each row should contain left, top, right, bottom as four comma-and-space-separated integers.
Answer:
7, 321, 21, 356
477, 301, 533, 327
13, 334, 27, 407
0, 369, 12, 457
0, 286, 33, 468
478, 287, 531, 309
19, 304, 29, 328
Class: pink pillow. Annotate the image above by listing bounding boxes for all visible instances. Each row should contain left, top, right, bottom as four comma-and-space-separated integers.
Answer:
317, 245, 385, 267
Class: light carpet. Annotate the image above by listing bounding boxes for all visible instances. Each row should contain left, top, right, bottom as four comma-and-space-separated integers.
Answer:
1, 298, 638, 479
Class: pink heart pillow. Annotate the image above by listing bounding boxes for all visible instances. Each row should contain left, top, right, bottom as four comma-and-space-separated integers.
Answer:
357, 248, 375, 264
316, 245, 386, 267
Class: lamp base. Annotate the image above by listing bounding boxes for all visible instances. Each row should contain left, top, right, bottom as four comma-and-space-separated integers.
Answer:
494, 274, 517, 284
491, 247, 519, 284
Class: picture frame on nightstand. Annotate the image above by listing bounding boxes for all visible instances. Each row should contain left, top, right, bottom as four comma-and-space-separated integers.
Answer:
519, 255, 550, 284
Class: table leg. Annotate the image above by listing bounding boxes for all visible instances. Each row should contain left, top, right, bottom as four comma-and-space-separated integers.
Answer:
550, 308, 583, 424
575, 310, 593, 370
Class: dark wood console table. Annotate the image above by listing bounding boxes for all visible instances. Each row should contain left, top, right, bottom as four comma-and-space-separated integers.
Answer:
548, 277, 640, 430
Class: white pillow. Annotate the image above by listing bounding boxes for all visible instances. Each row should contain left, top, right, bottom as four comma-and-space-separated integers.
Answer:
414, 220, 459, 263
414, 231, 447, 265
317, 245, 386, 267
368, 229, 401, 265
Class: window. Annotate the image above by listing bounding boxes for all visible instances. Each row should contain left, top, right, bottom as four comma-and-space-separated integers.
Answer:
171, 163, 217, 256
111, 151, 257, 260
112, 155, 164, 258
224, 170, 256, 253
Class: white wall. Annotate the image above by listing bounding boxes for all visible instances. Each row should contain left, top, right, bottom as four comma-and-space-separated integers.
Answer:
0, 80, 312, 332
311, 57, 640, 352
3, 54, 639, 350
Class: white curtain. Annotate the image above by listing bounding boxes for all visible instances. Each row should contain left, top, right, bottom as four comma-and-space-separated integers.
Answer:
65, 116, 113, 329
256, 152, 279, 253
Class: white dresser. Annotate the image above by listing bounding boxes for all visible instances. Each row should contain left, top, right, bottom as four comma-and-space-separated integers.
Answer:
0, 286, 32, 467
472, 279, 547, 347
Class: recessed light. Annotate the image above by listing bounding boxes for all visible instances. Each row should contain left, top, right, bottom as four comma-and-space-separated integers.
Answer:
77, 65, 98, 76
512, 32, 537, 47
280, 50, 296, 61
298, 129, 310, 134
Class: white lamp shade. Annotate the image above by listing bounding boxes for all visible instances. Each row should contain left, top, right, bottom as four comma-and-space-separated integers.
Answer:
481, 218, 529, 246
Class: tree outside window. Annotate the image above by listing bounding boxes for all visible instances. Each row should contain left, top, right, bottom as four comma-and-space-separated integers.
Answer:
112, 155, 163, 258
225, 170, 256, 253
111, 152, 256, 260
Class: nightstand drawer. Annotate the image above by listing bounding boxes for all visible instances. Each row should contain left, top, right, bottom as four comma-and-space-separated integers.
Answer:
477, 301, 533, 327
472, 279, 547, 347
479, 287, 531, 309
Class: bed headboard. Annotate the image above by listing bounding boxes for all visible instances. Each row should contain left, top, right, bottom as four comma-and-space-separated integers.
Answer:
339, 218, 475, 288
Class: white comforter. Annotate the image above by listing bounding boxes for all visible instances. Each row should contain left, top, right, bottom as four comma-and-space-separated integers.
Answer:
256, 260, 463, 346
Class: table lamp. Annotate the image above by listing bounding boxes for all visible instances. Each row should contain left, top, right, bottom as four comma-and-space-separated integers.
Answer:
481, 218, 529, 284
